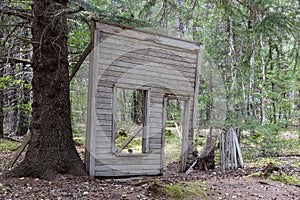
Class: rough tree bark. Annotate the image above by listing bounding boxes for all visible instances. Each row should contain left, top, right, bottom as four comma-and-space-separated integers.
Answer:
7, 0, 86, 179
0, 64, 3, 138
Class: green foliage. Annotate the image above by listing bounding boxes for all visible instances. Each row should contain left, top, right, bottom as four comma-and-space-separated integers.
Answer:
241, 129, 300, 162
0, 139, 20, 151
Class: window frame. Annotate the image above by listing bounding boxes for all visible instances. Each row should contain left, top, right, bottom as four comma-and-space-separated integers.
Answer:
112, 84, 150, 155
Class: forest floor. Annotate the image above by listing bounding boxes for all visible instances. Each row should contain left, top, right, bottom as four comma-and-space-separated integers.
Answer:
0, 137, 300, 199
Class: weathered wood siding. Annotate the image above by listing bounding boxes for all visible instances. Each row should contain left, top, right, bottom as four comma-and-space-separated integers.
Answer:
86, 21, 200, 177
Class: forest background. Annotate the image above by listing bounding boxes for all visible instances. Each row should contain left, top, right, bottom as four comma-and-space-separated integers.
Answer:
0, 0, 299, 163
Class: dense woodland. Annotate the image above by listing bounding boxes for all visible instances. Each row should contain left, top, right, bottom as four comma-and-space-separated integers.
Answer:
0, 0, 299, 179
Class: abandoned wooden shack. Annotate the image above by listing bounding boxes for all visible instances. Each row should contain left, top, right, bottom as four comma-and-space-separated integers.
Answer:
85, 20, 201, 177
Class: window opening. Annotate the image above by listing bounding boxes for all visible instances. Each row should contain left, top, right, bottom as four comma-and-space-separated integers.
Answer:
114, 88, 149, 154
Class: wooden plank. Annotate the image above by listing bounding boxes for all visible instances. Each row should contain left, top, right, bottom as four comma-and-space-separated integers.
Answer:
98, 41, 197, 63
8, 132, 31, 168
95, 156, 161, 165
95, 141, 112, 149
98, 49, 196, 70
149, 143, 162, 149
111, 86, 117, 153
96, 22, 200, 51
161, 96, 167, 172
97, 53, 196, 75
97, 78, 194, 95
179, 99, 190, 172
94, 151, 161, 159
98, 60, 196, 79
97, 65, 196, 84
85, 25, 99, 176
149, 138, 162, 144
94, 169, 161, 177
192, 51, 201, 129
116, 127, 143, 153
96, 125, 112, 131
97, 72, 195, 90
97, 114, 112, 121
69, 42, 93, 81
233, 131, 244, 168
94, 164, 161, 172
100, 30, 199, 59
97, 86, 113, 93
142, 90, 150, 153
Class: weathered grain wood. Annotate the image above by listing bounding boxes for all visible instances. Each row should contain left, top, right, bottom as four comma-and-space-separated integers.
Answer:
142, 90, 150, 153
94, 169, 161, 177
193, 51, 201, 129
96, 22, 199, 51
116, 127, 143, 154
179, 99, 190, 172
98, 60, 196, 79
97, 65, 196, 83
98, 77, 194, 94
69, 42, 93, 81
86, 20, 200, 177
95, 164, 161, 172
98, 50, 196, 70
100, 30, 199, 58
149, 143, 162, 149
161, 96, 168, 172
221, 132, 225, 171
233, 131, 244, 168
85, 25, 100, 176
95, 156, 161, 165
8, 132, 31, 168
98, 41, 197, 63
98, 70, 194, 88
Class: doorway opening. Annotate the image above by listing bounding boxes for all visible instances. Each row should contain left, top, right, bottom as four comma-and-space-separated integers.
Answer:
163, 95, 190, 172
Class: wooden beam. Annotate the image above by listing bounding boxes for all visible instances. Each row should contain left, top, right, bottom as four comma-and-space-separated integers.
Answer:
116, 127, 143, 154
8, 132, 31, 168
69, 42, 93, 81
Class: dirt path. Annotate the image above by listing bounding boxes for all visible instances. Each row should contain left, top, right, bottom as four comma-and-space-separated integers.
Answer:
1, 148, 299, 199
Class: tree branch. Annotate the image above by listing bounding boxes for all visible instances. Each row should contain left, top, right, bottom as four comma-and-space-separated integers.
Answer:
0, 7, 32, 21
0, 57, 31, 65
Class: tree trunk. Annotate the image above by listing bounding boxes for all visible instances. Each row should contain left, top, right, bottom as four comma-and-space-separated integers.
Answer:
197, 128, 219, 170
7, 0, 86, 179
0, 64, 3, 138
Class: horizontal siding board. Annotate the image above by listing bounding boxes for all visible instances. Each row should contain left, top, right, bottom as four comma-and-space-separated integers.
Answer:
94, 164, 161, 172
96, 114, 112, 121
98, 50, 196, 72
98, 43, 197, 65
97, 23, 199, 51
98, 74, 194, 93
100, 31, 198, 59
97, 74, 195, 91
98, 64, 196, 82
149, 143, 162, 149
98, 60, 196, 80
94, 169, 161, 177
95, 155, 161, 165
149, 138, 162, 144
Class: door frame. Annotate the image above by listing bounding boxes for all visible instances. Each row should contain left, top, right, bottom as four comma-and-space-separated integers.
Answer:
162, 94, 190, 172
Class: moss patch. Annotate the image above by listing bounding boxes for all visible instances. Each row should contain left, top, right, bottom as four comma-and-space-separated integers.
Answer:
0, 139, 20, 151
270, 173, 300, 185
247, 171, 300, 186
139, 179, 208, 200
